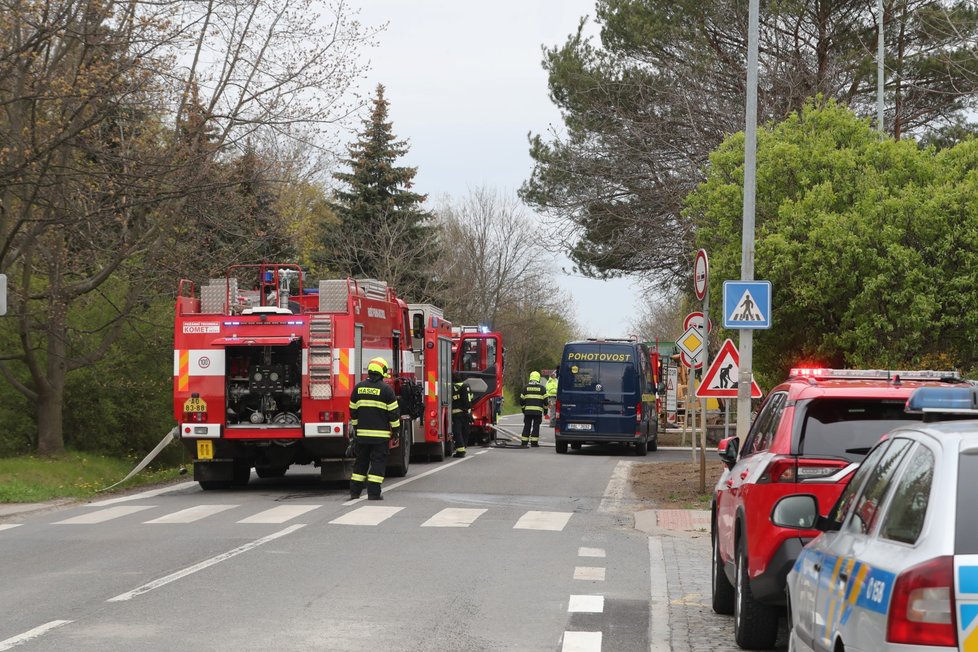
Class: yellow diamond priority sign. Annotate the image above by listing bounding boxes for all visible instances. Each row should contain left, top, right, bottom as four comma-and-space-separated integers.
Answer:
676, 326, 704, 363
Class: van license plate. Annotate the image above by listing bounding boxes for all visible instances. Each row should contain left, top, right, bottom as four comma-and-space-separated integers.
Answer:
567, 423, 592, 431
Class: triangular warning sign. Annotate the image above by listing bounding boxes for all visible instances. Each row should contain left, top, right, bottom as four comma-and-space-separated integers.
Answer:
729, 290, 766, 323
696, 339, 762, 398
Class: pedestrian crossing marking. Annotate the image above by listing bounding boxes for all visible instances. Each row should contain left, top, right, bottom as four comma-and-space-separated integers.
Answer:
578, 547, 605, 558
145, 504, 238, 524
574, 566, 606, 581
237, 504, 320, 524
421, 507, 487, 527
513, 510, 573, 531
561, 630, 602, 652
53, 505, 154, 525
0, 524, 22, 532
729, 289, 766, 323
329, 505, 404, 526
568, 595, 605, 613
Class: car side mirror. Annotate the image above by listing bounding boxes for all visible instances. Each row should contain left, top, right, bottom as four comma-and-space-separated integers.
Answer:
771, 495, 820, 530
717, 436, 739, 468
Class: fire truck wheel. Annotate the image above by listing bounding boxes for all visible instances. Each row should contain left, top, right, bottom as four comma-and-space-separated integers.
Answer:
443, 439, 454, 460
231, 461, 251, 486
388, 425, 412, 478
429, 441, 445, 462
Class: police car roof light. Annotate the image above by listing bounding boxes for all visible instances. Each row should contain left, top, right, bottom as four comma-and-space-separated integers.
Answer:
789, 368, 960, 381
905, 386, 978, 414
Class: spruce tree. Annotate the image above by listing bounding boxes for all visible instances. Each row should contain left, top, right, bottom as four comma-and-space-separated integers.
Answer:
321, 84, 434, 299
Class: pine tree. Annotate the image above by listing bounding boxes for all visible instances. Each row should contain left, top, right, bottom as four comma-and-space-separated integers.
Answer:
320, 84, 435, 300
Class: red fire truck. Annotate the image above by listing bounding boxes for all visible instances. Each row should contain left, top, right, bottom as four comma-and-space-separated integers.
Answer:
173, 263, 426, 489
452, 326, 505, 444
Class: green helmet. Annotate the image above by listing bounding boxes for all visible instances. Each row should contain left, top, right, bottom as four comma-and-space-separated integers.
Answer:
529, 371, 541, 382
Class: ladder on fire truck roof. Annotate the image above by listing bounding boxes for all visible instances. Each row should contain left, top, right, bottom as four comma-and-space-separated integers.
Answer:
308, 315, 333, 399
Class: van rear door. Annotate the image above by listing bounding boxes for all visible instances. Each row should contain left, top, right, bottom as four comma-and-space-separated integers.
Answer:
559, 344, 639, 439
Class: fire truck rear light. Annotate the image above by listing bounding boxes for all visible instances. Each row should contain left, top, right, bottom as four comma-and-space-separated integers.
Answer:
193, 426, 209, 435
184, 427, 192, 434
182, 411, 207, 423
317, 426, 330, 434
334, 426, 341, 433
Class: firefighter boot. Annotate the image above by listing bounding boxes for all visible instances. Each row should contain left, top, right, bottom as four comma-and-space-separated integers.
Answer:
367, 493, 383, 501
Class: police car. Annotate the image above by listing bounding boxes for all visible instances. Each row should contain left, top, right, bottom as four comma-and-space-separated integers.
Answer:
773, 386, 978, 651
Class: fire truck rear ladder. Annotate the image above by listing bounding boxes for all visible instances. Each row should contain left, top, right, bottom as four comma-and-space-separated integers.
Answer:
309, 315, 333, 400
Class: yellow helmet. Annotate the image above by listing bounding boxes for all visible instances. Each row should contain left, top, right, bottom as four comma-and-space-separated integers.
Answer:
529, 371, 541, 382
368, 357, 390, 378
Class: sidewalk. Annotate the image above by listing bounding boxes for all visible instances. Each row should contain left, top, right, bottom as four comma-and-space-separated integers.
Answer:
635, 509, 787, 651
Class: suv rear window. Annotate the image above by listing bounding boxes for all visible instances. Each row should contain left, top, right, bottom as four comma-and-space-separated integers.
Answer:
956, 451, 978, 554
798, 398, 920, 462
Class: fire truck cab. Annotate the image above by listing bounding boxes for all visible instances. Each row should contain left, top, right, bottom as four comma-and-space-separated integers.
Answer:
174, 263, 420, 489
451, 326, 504, 445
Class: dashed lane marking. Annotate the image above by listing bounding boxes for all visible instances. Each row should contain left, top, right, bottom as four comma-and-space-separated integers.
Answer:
421, 508, 487, 527
53, 505, 154, 525
513, 510, 573, 531
574, 567, 606, 581
329, 506, 404, 526
0, 524, 21, 532
561, 630, 602, 652
568, 595, 605, 613
144, 504, 238, 524
578, 547, 605, 558
0, 620, 73, 651
237, 504, 320, 524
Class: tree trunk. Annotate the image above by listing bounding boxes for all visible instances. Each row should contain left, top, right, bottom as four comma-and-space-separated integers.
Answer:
35, 299, 67, 456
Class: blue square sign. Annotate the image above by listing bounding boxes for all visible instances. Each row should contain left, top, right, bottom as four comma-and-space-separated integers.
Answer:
723, 281, 772, 329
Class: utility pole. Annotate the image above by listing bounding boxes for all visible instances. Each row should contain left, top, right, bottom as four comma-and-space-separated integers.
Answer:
737, 0, 759, 439
877, 0, 885, 132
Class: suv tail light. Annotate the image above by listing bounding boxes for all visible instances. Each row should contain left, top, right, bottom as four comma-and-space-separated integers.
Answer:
887, 556, 956, 647
757, 456, 849, 483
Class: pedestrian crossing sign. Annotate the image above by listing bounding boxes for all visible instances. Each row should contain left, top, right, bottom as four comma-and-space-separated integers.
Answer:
723, 281, 771, 329
696, 339, 763, 399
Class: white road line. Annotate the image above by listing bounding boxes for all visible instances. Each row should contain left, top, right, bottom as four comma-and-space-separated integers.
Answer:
108, 524, 304, 602
568, 595, 605, 613
144, 504, 238, 524
513, 510, 573, 531
54, 505, 154, 525
86, 482, 197, 506
648, 536, 671, 652
573, 567, 606, 581
341, 453, 482, 506
237, 505, 320, 524
0, 524, 22, 532
329, 506, 404, 526
0, 620, 73, 651
578, 547, 606, 558
420, 508, 487, 528
561, 631, 602, 652
598, 460, 634, 513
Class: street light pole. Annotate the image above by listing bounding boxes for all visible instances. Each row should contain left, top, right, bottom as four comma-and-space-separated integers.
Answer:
737, 0, 760, 439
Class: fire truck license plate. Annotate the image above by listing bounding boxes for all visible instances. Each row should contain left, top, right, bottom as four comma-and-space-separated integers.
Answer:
183, 397, 207, 412
196, 440, 213, 460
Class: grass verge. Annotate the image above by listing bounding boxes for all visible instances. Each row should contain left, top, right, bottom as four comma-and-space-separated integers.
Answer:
0, 452, 183, 503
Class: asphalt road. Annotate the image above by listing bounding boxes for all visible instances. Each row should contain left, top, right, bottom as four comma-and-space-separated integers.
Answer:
0, 415, 674, 651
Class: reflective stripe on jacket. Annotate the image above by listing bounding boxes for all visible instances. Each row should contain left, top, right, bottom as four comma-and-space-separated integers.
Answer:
520, 382, 547, 414
350, 377, 400, 438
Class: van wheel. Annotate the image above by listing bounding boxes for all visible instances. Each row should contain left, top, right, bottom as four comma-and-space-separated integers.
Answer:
555, 439, 568, 454
635, 440, 648, 456
648, 434, 658, 452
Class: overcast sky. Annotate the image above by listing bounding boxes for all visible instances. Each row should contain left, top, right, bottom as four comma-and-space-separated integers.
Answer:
348, 0, 644, 338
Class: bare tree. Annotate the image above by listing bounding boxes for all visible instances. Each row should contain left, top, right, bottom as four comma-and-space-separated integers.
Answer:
0, 0, 375, 454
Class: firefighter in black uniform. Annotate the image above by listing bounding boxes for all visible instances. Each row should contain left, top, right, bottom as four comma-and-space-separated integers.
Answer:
520, 371, 547, 447
349, 357, 400, 500
451, 373, 474, 458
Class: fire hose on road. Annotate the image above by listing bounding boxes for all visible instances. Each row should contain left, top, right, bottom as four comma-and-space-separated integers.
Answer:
98, 426, 181, 492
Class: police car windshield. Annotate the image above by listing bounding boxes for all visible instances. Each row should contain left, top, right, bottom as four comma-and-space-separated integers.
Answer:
799, 399, 920, 462
957, 452, 978, 554
561, 346, 638, 396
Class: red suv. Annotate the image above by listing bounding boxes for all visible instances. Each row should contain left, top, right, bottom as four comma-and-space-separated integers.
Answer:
710, 368, 962, 649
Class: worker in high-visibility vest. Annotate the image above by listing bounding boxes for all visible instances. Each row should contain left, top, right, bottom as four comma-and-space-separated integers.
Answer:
349, 357, 400, 500
450, 374, 474, 458
545, 373, 558, 427
519, 371, 547, 447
